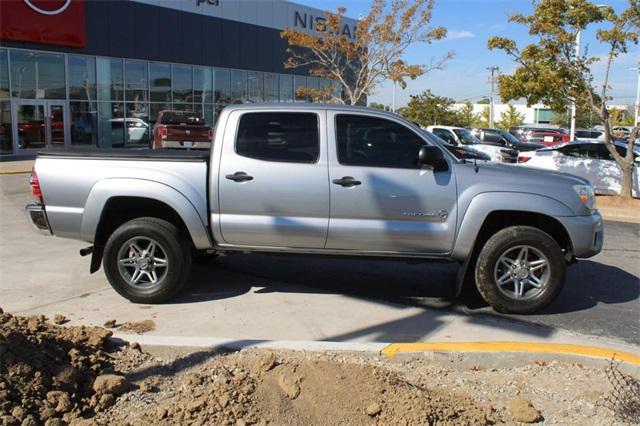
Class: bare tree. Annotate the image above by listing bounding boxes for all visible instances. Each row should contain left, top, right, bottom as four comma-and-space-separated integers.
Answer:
281, 0, 452, 105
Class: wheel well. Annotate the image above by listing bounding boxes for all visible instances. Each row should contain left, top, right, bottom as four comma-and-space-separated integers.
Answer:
89, 197, 193, 273
95, 197, 193, 247
475, 211, 572, 257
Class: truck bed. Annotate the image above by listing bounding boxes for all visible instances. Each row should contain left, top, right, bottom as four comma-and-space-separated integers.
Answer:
34, 148, 211, 249
38, 148, 209, 162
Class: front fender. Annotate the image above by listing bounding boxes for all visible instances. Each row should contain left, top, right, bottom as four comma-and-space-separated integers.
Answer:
452, 192, 574, 260
80, 178, 212, 249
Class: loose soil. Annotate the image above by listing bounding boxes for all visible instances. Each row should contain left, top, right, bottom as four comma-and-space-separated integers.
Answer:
0, 308, 634, 425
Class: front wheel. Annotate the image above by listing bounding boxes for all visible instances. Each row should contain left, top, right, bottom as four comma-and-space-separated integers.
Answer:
103, 217, 192, 303
475, 226, 566, 314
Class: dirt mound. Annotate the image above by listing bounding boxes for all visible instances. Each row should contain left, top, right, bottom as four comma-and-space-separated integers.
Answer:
96, 351, 497, 425
0, 308, 136, 424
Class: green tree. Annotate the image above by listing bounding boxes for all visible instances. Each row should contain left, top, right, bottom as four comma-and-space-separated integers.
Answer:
609, 107, 635, 126
474, 106, 491, 128
488, 0, 639, 198
455, 102, 479, 127
477, 98, 491, 104
368, 102, 391, 111
397, 89, 457, 126
550, 107, 596, 128
496, 104, 525, 130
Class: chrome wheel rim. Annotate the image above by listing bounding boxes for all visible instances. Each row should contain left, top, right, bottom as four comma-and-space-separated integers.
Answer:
493, 245, 550, 301
117, 237, 168, 287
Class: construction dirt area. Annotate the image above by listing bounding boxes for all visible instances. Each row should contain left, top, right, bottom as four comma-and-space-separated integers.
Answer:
2, 308, 639, 426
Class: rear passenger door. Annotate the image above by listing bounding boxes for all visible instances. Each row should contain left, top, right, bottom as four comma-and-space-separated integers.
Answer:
216, 110, 329, 248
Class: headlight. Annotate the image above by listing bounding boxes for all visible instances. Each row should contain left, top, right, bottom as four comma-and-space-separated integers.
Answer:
573, 184, 596, 211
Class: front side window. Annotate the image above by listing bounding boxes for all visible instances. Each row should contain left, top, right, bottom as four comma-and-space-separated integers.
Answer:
336, 115, 427, 169
236, 112, 319, 163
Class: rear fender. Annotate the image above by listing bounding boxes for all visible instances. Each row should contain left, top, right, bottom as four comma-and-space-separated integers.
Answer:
81, 178, 212, 250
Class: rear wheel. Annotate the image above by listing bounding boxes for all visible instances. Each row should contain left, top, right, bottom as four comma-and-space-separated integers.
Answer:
475, 226, 566, 314
103, 217, 192, 303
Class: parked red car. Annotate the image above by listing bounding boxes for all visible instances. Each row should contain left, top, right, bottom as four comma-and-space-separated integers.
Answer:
152, 110, 213, 149
525, 131, 570, 147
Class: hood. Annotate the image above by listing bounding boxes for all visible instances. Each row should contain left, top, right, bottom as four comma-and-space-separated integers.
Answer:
453, 161, 592, 215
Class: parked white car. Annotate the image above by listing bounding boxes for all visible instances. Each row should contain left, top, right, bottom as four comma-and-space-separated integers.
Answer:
426, 125, 518, 162
518, 140, 639, 196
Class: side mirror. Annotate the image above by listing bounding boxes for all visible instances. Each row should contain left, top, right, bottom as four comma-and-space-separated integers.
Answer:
417, 145, 449, 172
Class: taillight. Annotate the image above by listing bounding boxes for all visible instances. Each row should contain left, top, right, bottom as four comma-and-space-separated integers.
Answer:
159, 127, 168, 140
518, 156, 531, 163
29, 169, 45, 204
207, 128, 213, 140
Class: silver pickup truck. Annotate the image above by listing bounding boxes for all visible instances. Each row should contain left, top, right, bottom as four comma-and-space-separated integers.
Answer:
26, 104, 603, 314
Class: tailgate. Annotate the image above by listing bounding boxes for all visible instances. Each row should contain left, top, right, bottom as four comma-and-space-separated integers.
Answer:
167, 125, 211, 141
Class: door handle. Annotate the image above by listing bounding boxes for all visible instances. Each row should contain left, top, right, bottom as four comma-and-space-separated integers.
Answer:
225, 171, 254, 182
332, 176, 361, 187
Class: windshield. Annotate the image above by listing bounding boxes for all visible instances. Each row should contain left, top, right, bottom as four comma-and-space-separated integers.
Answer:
452, 128, 481, 145
501, 131, 521, 145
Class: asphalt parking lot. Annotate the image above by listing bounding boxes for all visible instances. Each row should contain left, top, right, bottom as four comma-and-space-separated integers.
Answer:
1, 173, 638, 347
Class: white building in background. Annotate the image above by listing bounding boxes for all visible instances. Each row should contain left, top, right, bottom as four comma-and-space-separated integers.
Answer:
452, 103, 634, 126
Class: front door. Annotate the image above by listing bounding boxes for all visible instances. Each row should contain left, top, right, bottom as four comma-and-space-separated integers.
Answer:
216, 109, 330, 248
326, 112, 458, 254
13, 100, 67, 152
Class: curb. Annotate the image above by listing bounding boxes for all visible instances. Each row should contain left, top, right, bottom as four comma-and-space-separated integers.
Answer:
381, 341, 640, 366
112, 333, 640, 367
0, 170, 30, 175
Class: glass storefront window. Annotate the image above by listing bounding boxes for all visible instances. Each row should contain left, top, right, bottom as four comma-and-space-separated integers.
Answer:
294, 76, 307, 102
97, 102, 124, 148
68, 55, 97, 101
332, 81, 342, 101
230, 70, 247, 104
264, 73, 278, 102
70, 101, 97, 146
194, 66, 212, 105
10, 50, 65, 99
124, 60, 147, 103
172, 64, 193, 103
214, 68, 231, 104
247, 71, 263, 103
193, 103, 215, 128
172, 103, 194, 112
0, 101, 12, 154
125, 102, 150, 147
149, 62, 171, 103
97, 57, 123, 102
0, 49, 9, 99
279, 74, 293, 102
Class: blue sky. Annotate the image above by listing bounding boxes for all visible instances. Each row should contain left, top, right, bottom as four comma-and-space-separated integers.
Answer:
297, 0, 639, 107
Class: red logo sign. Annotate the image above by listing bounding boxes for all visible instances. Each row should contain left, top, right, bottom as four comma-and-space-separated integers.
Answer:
1, 0, 86, 47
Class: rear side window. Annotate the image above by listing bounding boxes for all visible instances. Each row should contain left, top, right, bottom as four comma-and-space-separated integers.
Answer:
336, 114, 427, 169
236, 112, 319, 163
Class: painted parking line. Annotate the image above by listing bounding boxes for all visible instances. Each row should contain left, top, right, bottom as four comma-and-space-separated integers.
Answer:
381, 341, 640, 366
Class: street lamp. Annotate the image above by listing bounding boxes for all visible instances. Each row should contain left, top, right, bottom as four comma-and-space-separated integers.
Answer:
628, 66, 640, 127
570, 4, 607, 140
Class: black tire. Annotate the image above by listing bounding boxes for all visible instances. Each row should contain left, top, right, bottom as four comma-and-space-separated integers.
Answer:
103, 217, 192, 303
475, 226, 566, 314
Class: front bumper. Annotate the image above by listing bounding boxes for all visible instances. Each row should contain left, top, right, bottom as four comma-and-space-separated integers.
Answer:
557, 210, 604, 258
25, 204, 52, 235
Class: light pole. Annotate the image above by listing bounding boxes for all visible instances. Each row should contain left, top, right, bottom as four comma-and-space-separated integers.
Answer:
629, 65, 640, 127
486, 66, 499, 128
571, 4, 606, 139
392, 80, 396, 113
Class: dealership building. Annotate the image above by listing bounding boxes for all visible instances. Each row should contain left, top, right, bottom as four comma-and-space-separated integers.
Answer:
0, 0, 356, 158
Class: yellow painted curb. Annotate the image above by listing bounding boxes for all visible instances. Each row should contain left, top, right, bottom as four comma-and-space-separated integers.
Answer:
381, 341, 640, 366
0, 170, 30, 175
